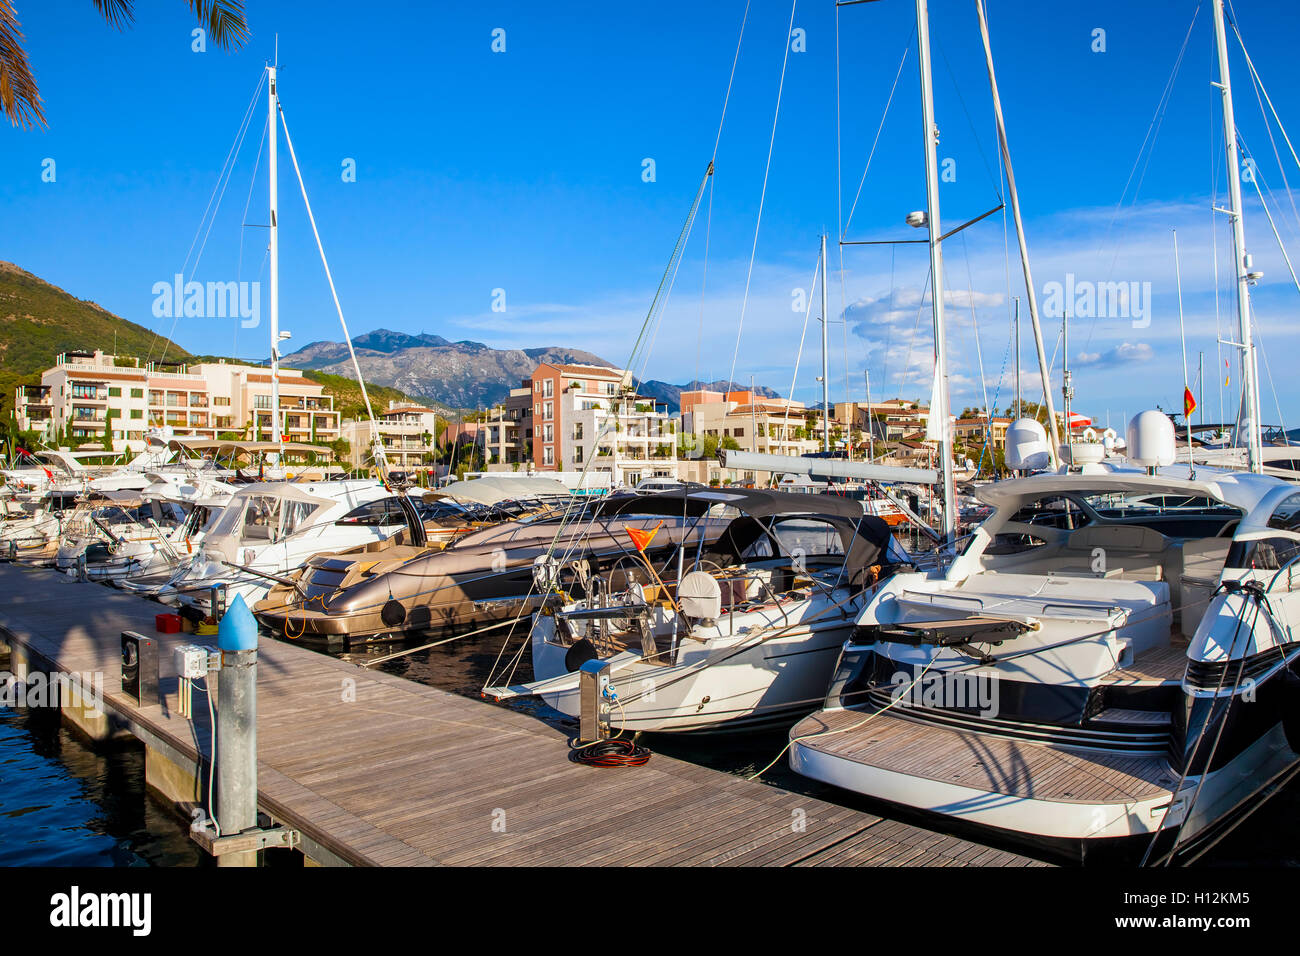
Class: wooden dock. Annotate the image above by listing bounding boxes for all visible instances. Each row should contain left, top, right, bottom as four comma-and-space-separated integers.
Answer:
0, 564, 1046, 867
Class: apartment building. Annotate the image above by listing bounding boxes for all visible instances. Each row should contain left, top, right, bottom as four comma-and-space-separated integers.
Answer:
13, 350, 339, 452
340, 401, 441, 469
683, 390, 822, 456
481, 362, 676, 486
480, 383, 534, 467
953, 415, 1013, 452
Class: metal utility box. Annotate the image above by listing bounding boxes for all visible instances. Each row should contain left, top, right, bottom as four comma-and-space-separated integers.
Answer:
121, 630, 159, 706
578, 658, 612, 742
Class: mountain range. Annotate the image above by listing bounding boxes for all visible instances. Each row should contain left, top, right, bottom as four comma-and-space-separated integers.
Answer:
0, 262, 783, 427
279, 329, 781, 412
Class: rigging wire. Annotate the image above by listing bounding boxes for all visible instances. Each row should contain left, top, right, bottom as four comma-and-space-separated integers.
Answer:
1086, 3, 1201, 354
1229, 5, 1300, 234
696, 0, 752, 391
151, 69, 267, 365
727, 0, 799, 387
233, 105, 269, 358
781, 254, 823, 450
278, 100, 384, 465
842, 40, 911, 240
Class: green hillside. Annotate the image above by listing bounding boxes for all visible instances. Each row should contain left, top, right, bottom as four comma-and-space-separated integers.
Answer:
299, 369, 448, 421
0, 261, 189, 419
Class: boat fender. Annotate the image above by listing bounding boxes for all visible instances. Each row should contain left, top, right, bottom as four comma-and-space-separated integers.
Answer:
381, 599, 407, 628
565, 638, 598, 673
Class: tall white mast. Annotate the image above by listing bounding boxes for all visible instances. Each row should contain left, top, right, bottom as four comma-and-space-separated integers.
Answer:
1013, 295, 1021, 419
917, 0, 956, 545
267, 61, 282, 458
820, 233, 830, 454
1212, 0, 1262, 472
975, 0, 1061, 467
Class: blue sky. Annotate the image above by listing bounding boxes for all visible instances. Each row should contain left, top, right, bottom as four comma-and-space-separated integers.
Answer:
4, 0, 1300, 426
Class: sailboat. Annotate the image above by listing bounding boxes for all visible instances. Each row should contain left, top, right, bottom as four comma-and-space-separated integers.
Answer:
123, 57, 409, 611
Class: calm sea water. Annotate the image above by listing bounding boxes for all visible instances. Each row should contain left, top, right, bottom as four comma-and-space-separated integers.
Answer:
0, 652, 205, 867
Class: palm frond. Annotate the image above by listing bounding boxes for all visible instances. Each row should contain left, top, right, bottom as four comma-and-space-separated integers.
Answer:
0, 0, 44, 129
188, 0, 248, 51
91, 0, 135, 31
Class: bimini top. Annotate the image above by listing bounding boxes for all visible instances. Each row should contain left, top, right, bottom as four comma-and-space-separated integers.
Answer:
168, 439, 332, 458
595, 487, 868, 522
423, 476, 572, 507
82, 489, 147, 508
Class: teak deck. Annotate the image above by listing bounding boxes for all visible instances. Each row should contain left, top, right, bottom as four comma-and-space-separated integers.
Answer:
792, 708, 1176, 804
0, 564, 1046, 867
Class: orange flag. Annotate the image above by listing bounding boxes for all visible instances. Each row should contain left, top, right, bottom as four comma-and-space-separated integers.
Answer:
1183, 386, 1197, 420
625, 521, 664, 553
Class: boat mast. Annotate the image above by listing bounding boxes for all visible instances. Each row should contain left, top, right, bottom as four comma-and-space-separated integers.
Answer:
974, 0, 1061, 466
268, 60, 283, 460
917, 0, 956, 545
1212, 0, 1263, 472
1062, 308, 1071, 435
820, 233, 830, 454
1013, 295, 1021, 419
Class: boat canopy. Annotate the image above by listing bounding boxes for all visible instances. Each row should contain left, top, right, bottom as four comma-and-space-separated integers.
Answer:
974, 469, 1284, 516
423, 476, 572, 506
168, 439, 333, 459
594, 487, 868, 522
594, 488, 896, 593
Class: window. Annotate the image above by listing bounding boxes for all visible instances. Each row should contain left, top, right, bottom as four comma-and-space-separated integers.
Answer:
214, 396, 231, 406
544, 424, 553, 443
535, 403, 542, 417
108, 387, 121, 397
336, 498, 407, 528
1227, 536, 1300, 571
72, 384, 97, 399
130, 388, 144, 399
573, 423, 583, 440
544, 446, 554, 466
254, 395, 272, 410
242, 496, 282, 542
734, 428, 744, 438
1009, 496, 1090, 531
129, 409, 143, 419
281, 500, 317, 536
573, 445, 583, 464
1268, 493, 1300, 533
544, 402, 553, 421
772, 518, 845, 558
543, 379, 554, 397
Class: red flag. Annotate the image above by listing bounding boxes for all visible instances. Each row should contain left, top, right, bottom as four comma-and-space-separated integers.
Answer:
625, 521, 663, 553
1183, 386, 1197, 420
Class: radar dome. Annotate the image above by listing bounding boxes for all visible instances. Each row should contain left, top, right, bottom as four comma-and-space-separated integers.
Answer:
1126, 410, 1176, 467
1005, 418, 1051, 471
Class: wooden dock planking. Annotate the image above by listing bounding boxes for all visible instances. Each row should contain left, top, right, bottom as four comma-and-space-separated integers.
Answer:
0, 564, 1046, 867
